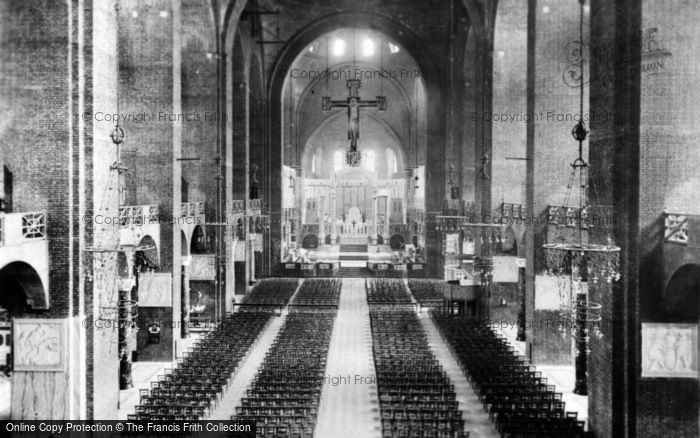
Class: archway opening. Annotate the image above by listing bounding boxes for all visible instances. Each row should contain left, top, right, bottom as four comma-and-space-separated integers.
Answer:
664, 264, 700, 323
280, 27, 427, 267
0, 261, 46, 419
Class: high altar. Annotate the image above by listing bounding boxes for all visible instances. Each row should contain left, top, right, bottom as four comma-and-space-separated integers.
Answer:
299, 169, 406, 246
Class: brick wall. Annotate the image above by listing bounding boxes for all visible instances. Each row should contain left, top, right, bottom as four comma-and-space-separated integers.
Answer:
181, 0, 217, 218
117, 0, 175, 271
0, 0, 72, 318
635, 1, 700, 436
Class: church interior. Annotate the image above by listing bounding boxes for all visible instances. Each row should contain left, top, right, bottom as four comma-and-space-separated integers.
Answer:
0, 0, 698, 437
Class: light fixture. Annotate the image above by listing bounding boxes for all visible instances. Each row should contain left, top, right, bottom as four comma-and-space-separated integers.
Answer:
332, 38, 345, 56
288, 174, 295, 189
362, 38, 375, 56
541, 0, 619, 396
388, 42, 400, 54
414, 175, 420, 189
110, 125, 125, 145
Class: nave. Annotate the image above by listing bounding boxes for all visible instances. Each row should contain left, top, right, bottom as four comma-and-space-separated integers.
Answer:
129, 278, 587, 438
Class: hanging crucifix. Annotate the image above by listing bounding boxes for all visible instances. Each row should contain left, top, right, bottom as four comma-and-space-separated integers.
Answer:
322, 79, 387, 166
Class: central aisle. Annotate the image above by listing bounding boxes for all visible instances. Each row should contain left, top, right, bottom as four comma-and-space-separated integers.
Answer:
418, 313, 500, 438
315, 278, 382, 438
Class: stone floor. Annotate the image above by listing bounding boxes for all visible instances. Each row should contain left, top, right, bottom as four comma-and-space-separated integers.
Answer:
116, 332, 207, 420
538, 365, 588, 428
206, 314, 287, 420
498, 324, 589, 428
418, 312, 500, 438
208, 279, 302, 419
117, 362, 172, 420
103, 278, 586, 436
315, 278, 382, 438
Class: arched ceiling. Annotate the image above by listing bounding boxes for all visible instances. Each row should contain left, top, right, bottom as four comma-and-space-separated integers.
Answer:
282, 27, 427, 167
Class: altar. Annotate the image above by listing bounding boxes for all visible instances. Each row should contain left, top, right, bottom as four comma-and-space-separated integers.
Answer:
292, 167, 412, 252
338, 206, 369, 236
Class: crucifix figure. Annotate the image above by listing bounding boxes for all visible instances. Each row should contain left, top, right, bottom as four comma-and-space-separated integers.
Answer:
322, 79, 387, 151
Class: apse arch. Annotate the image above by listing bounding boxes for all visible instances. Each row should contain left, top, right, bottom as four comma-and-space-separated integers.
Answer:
269, 12, 441, 107
269, 12, 443, 219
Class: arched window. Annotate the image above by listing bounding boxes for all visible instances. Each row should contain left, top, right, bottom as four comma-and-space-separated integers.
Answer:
311, 151, 317, 174
365, 151, 375, 172
334, 150, 343, 171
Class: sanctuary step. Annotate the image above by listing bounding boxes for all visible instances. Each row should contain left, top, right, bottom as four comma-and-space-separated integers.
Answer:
340, 235, 369, 246
338, 267, 371, 278
339, 254, 370, 261
340, 244, 369, 253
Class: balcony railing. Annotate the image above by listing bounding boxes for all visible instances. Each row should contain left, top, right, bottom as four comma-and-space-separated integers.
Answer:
119, 205, 159, 228
502, 203, 527, 219
0, 211, 47, 246
547, 205, 592, 228
232, 199, 263, 215
249, 198, 262, 212
664, 212, 689, 244
180, 202, 205, 219
232, 200, 245, 215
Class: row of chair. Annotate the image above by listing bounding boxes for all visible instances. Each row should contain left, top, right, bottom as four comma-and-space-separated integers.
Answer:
232, 310, 337, 437
241, 278, 300, 307
431, 316, 587, 438
289, 279, 342, 310
408, 280, 445, 306
130, 312, 271, 421
367, 279, 413, 304
369, 296, 470, 438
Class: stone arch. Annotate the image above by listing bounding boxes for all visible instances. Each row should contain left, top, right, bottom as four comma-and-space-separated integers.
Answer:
181, 230, 190, 258
136, 235, 160, 271
0, 261, 47, 311
190, 225, 207, 254
664, 264, 700, 322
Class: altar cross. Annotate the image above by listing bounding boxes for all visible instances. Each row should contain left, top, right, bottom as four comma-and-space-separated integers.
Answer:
322, 79, 387, 150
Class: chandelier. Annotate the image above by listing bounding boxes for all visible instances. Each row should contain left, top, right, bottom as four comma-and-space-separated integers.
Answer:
542, 0, 620, 396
